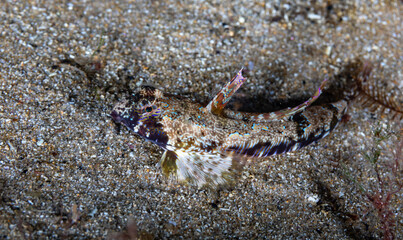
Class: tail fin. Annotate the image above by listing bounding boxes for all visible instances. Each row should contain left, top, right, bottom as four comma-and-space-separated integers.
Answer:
354, 61, 403, 120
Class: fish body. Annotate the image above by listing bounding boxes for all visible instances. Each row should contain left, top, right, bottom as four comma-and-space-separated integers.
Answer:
111, 70, 347, 186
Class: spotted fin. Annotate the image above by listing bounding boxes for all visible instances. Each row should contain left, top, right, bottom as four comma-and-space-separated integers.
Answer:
223, 78, 328, 122
160, 149, 245, 187
225, 100, 348, 158
206, 69, 246, 116
252, 78, 328, 121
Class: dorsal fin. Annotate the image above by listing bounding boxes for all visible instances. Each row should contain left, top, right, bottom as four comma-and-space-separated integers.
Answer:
205, 69, 246, 116
222, 78, 328, 122
252, 78, 328, 121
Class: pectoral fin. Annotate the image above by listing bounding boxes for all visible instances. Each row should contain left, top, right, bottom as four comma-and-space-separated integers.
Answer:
160, 150, 179, 177
160, 148, 246, 187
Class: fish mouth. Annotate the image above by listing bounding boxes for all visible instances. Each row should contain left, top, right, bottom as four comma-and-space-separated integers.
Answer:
111, 100, 130, 123
110, 110, 122, 123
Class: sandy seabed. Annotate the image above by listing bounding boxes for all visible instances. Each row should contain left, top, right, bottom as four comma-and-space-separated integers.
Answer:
0, 1, 402, 239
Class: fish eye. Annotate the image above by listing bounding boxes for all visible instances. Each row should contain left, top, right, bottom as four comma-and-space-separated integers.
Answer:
145, 106, 153, 112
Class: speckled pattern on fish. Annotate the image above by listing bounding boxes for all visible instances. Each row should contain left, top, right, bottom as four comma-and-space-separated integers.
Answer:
111, 70, 347, 187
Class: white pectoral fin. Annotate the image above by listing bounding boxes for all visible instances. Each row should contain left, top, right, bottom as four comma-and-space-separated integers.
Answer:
160, 148, 245, 187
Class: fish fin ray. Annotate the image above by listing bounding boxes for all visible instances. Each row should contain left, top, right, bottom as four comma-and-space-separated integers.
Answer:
160, 148, 246, 187
258, 78, 328, 121
205, 69, 246, 116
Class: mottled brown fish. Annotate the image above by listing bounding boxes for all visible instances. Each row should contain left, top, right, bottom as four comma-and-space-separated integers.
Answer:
111, 70, 347, 187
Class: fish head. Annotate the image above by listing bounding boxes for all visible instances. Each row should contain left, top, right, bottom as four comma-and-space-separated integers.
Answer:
111, 85, 169, 146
